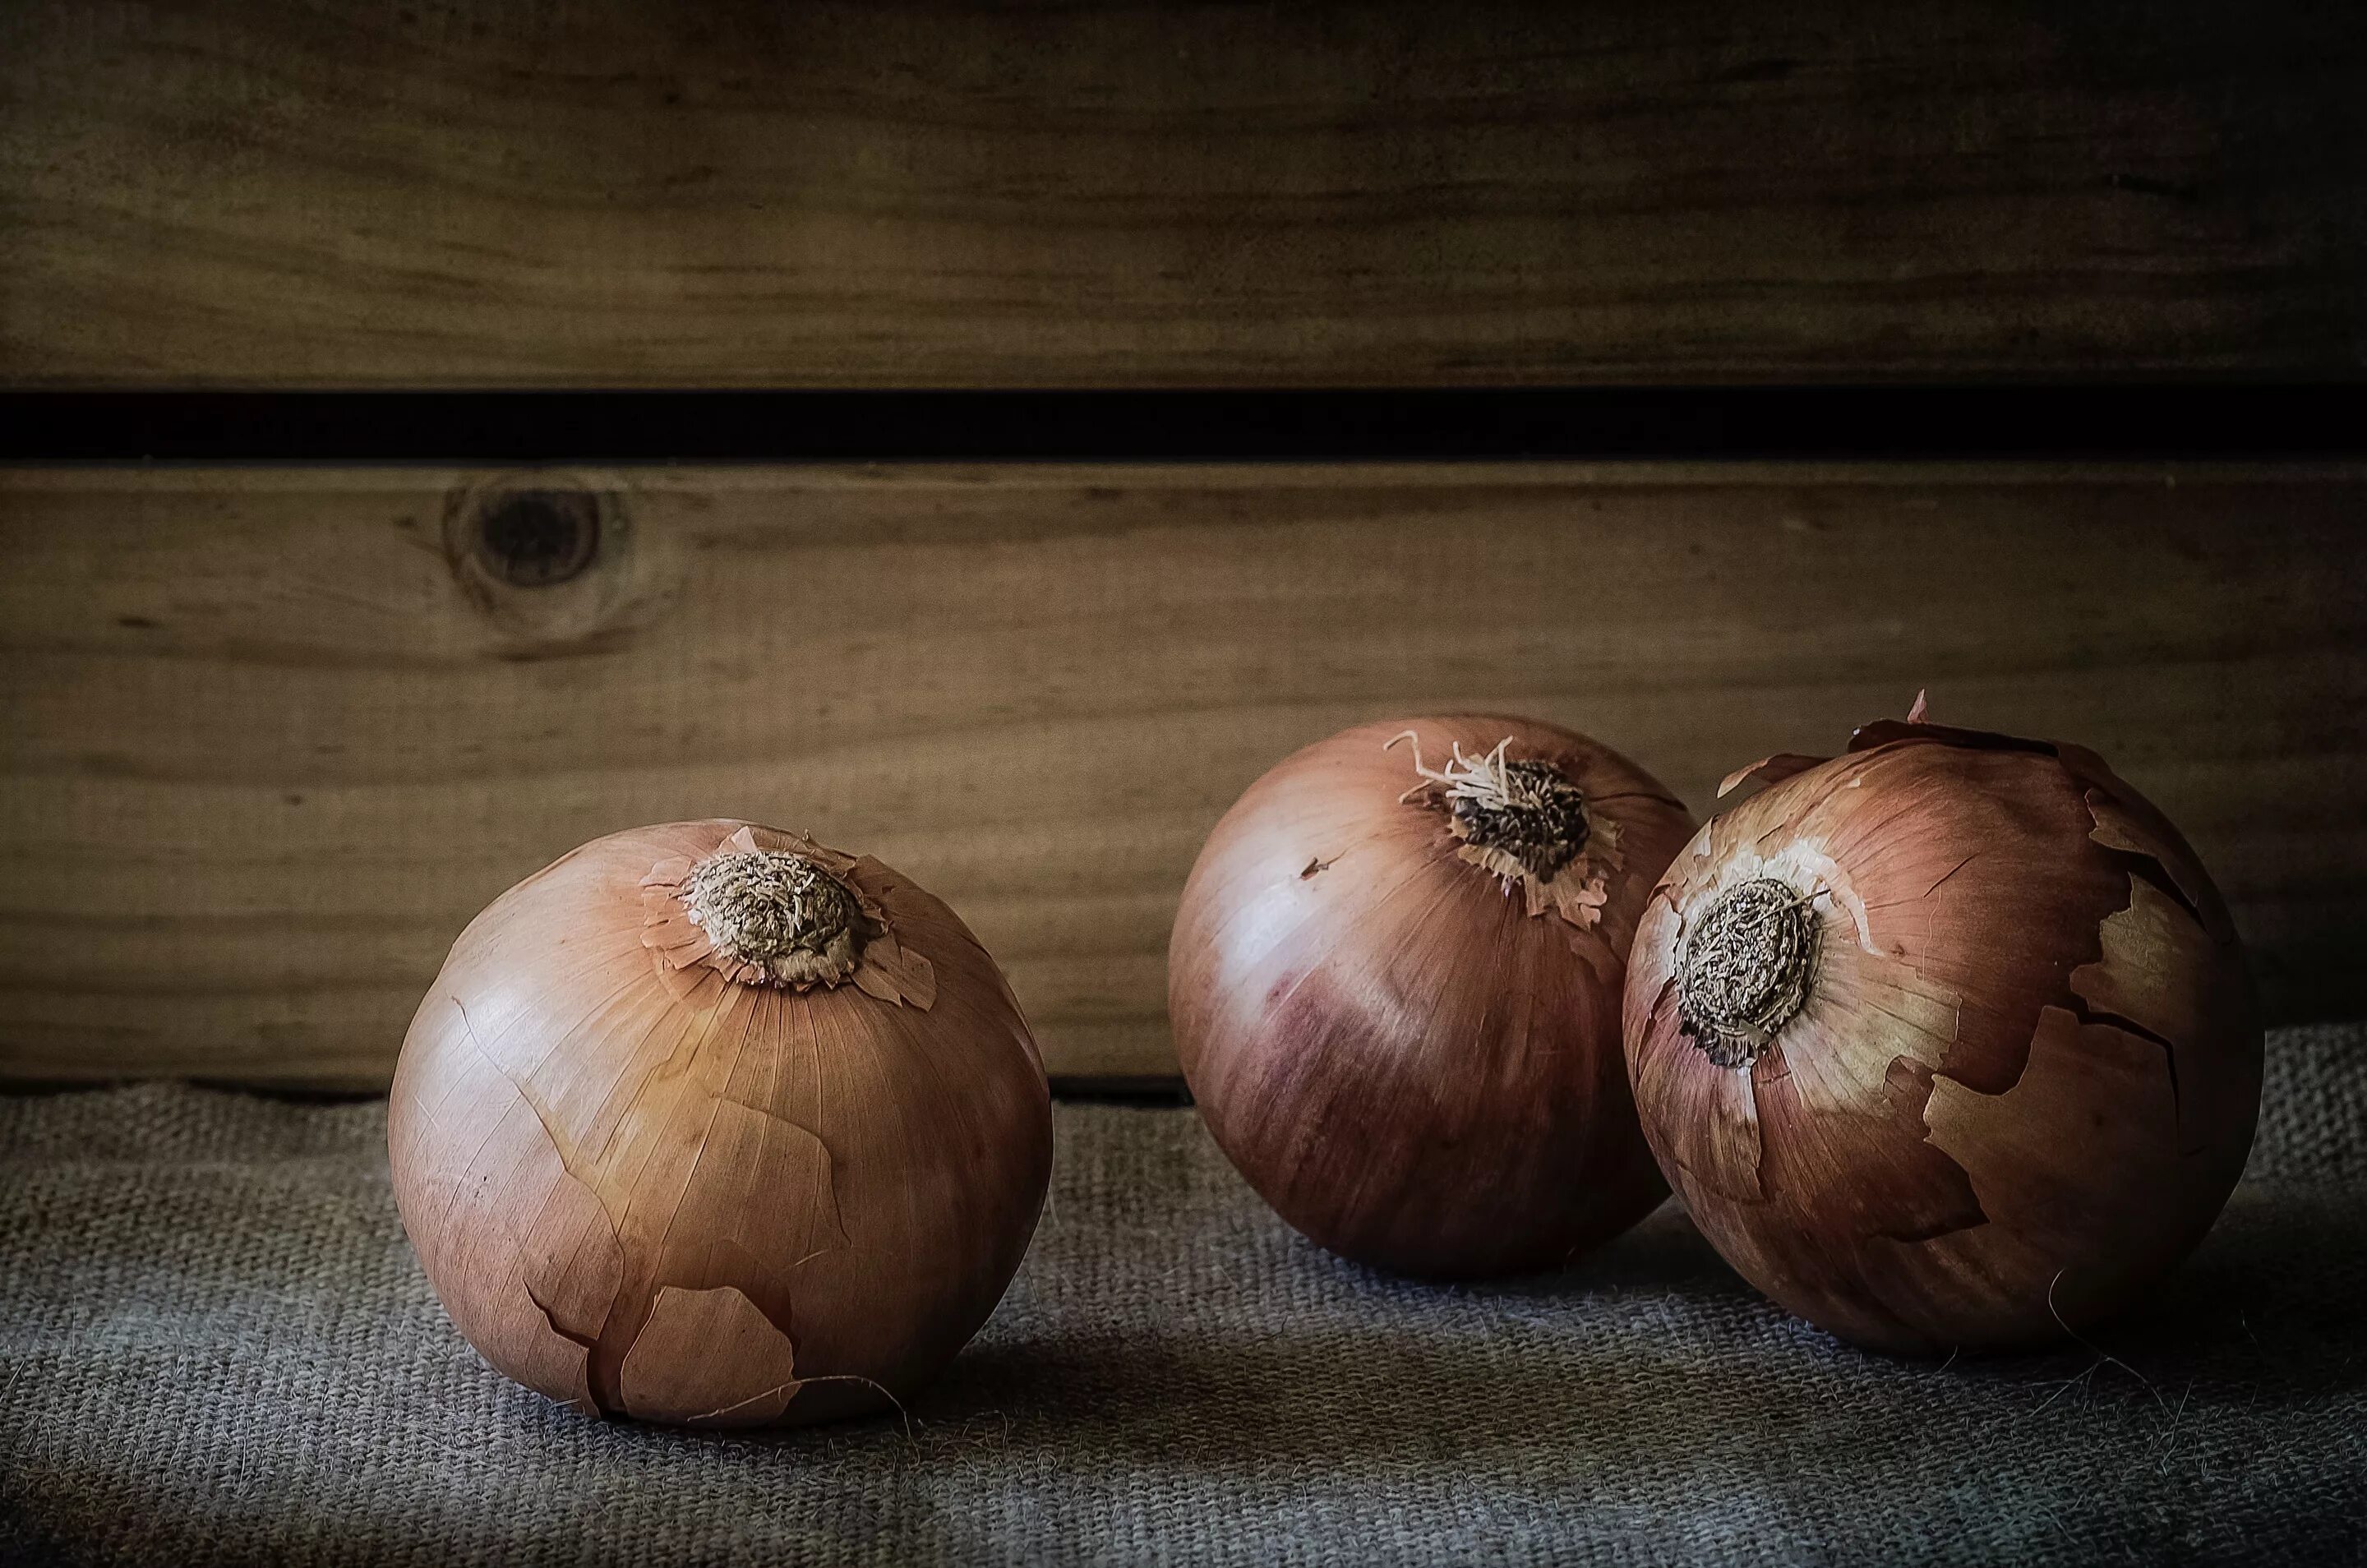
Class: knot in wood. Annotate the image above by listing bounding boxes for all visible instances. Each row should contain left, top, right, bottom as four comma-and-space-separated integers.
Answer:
474, 489, 598, 588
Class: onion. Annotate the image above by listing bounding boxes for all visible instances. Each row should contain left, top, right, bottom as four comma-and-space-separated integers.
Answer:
1622, 703, 2262, 1353
388, 820, 1052, 1427
1170, 716, 1697, 1277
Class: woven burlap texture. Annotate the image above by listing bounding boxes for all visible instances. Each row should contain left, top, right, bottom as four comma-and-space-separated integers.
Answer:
5, 1025, 2364, 1566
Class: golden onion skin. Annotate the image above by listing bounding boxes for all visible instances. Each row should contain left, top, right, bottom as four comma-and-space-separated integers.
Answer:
1622, 719, 2261, 1354
1171, 716, 1697, 1278
390, 820, 1052, 1427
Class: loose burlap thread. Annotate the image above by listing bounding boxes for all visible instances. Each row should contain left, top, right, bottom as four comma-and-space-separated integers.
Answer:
4, 1026, 2364, 1566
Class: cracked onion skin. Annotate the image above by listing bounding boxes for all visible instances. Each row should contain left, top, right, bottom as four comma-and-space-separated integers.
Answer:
1170, 716, 1697, 1278
388, 819, 1052, 1427
1622, 716, 2262, 1354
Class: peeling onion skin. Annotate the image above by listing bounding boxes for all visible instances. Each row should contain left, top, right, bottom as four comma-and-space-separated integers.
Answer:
1622, 719, 2263, 1354
388, 820, 1052, 1427
1170, 717, 1697, 1278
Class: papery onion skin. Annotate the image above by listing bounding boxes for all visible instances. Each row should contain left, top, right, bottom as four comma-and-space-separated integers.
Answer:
1622, 717, 2262, 1354
1170, 716, 1698, 1278
388, 820, 1052, 1427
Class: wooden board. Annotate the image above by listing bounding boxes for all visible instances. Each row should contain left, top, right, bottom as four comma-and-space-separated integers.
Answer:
2, 463, 2363, 1087
4, 2, 2363, 387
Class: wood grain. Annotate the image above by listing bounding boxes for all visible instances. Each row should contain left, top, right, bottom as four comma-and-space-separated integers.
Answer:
4, 2, 2363, 387
2, 463, 2363, 1087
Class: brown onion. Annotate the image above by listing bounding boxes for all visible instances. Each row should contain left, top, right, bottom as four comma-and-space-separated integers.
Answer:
1170, 716, 1697, 1277
1622, 704, 2262, 1354
389, 820, 1051, 1427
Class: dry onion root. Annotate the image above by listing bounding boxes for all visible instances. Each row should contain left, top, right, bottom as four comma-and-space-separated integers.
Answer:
1169, 716, 1698, 1278
389, 820, 1052, 1427
1622, 703, 2263, 1354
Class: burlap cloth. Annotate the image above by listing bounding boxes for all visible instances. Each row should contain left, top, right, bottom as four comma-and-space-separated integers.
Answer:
5, 1026, 2364, 1566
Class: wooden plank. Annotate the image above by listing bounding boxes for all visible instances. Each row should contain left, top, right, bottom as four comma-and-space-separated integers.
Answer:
3, 2, 2362, 387
2, 463, 2364, 1088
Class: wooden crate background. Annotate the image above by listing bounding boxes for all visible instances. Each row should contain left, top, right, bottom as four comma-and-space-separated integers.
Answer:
3, 3, 2362, 1086
2, 464, 2360, 1087
3, 2, 2360, 386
